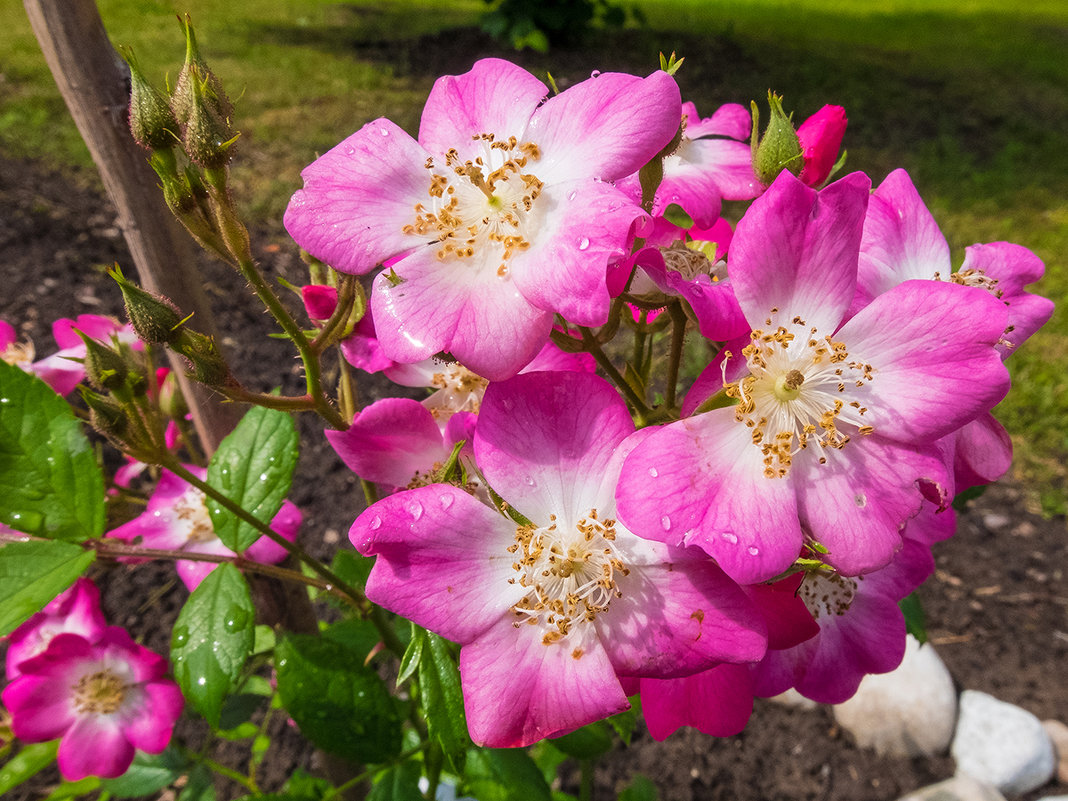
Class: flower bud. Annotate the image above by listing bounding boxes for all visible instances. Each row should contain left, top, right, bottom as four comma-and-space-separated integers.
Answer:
171, 16, 233, 126
797, 105, 847, 187
75, 331, 128, 392
110, 268, 184, 345
171, 17, 237, 169
750, 92, 802, 186
157, 370, 188, 421
171, 328, 231, 386
80, 387, 128, 439
120, 47, 178, 151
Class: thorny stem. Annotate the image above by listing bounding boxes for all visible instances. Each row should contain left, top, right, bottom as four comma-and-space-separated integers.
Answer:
664, 301, 689, 411
578, 326, 652, 424
310, 273, 359, 352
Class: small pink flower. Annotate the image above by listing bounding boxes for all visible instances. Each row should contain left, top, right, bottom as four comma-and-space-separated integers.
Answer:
31, 315, 142, 396
796, 105, 847, 187
106, 466, 301, 591
6, 578, 107, 680
351, 371, 767, 747
2, 628, 183, 781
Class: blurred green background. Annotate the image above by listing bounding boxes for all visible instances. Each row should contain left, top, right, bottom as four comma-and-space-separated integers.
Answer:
2, 0, 1065, 512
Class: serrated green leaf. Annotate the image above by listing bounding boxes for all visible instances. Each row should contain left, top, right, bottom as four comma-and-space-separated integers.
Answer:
171, 563, 255, 727
100, 747, 187, 797
0, 740, 59, 795
419, 631, 470, 771
206, 405, 298, 552
0, 540, 95, 636
367, 760, 423, 801
550, 721, 612, 760
275, 634, 400, 764
0, 361, 104, 539
462, 748, 552, 801
397, 624, 424, 688
618, 774, 657, 801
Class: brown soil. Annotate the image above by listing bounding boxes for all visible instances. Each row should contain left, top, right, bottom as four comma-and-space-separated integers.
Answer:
2, 25, 1066, 801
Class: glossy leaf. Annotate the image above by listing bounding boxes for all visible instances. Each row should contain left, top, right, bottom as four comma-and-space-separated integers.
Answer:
462, 748, 552, 801
100, 747, 187, 797
0, 740, 59, 796
367, 760, 423, 801
0, 540, 95, 636
419, 631, 470, 770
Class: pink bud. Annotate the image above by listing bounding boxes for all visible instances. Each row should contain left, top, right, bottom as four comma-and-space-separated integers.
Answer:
796, 105, 847, 187
301, 285, 339, 322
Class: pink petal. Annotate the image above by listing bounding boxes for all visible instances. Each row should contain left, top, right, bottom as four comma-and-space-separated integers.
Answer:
730, 171, 870, 333
796, 105, 847, 187
951, 413, 1013, 491
685, 102, 751, 141
526, 70, 682, 184
418, 59, 548, 158
3, 674, 77, 741
839, 280, 1010, 442
474, 372, 634, 523
460, 620, 628, 747
639, 663, 754, 740
351, 486, 525, 644
121, 680, 184, 754
284, 120, 432, 275
58, 715, 134, 780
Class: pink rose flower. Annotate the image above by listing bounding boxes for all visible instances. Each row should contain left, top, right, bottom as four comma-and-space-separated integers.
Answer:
5, 577, 107, 680
796, 105, 847, 187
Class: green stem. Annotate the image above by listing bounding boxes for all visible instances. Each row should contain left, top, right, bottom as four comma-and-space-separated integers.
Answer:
320, 743, 429, 801
578, 326, 651, 423
201, 756, 258, 794
579, 758, 594, 801
664, 301, 689, 411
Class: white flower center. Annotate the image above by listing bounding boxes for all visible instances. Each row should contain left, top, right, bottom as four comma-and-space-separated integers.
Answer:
725, 313, 875, 479
426, 362, 488, 419
798, 570, 861, 619
404, 134, 544, 278
508, 508, 629, 649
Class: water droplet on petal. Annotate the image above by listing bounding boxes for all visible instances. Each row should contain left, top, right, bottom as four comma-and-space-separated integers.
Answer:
439, 494, 454, 510
747, 546, 760, 556
577, 237, 590, 251
368, 515, 382, 530
380, 128, 390, 136
648, 467, 659, 478
567, 190, 577, 201
524, 475, 535, 486
590, 70, 602, 78
660, 514, 671, 531
407, 501, 423, 521
345, 145, 355, 155
722, 532, 738, 545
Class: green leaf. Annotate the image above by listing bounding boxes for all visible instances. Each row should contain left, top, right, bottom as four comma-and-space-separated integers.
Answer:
331, 548, 373, 589
367, 760, 423, 801
0, 360, 104, 539
40, 776, 101, 801
171, 563, 255, 727
462, 748, 552, 801
282, 767, 330, 801
0, 539, 95, 636
206, 405, 298, 552
662, 203, 694, 230
0, 740, 59, 796
607, 696, 640, 746
322, 617, 381, 664
900, 591, 928, 644
549, 721, 613, 760
177, 764, 216, 801
275, 634, 401, 764
100, 747, 187, 797
218, 692, 267, 731
419, 631, 471, 771
397, 624, 424, 688
618, 774, 657, 801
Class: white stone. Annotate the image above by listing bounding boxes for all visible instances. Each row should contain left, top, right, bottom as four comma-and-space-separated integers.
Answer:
1042, 719, 1068, 784
896, 774, 1006, 801
833, 635, 957, 757
952, 690, 1056, 796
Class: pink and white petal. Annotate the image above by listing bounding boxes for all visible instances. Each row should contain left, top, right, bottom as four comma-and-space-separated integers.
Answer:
3, 674, 77, 741
951, 413, 1013, 490
510, 181, 642, 326
176, 558, 221, 593
840, 280, 1010, 442
326, 398, 448, 488
54, 315, 123, 349
964, 242, 1053, 355
599, 549, 767, 677
371, 251, 553, 381
794, 436, 946, 576
460, 621, 628, 747
284, 120, 431, 275
351, 486, 525, 643
858, 169, 951, 304
122, 681, 184, 753
475, 372, 633, 523
526, 71, 682, 184
519, 340, 596, 374
58, 715, 134, 780
615, 412, 803, 585
685, 102, 751, 141
652, 165, 725, 229
730, 171, 870, 333
418, 59, 547, 158
639, 663, 754, 740
29, 351, 86, 395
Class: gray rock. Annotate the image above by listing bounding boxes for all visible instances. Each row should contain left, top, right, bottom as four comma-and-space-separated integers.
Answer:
896, 774, 1006, 801
833, 635, 957, 757
1042, 719, 1068, 784
952, 690, 1056, 796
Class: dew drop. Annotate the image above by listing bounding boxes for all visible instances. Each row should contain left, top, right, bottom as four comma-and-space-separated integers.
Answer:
224, 605, 250, 632
660, 514, 672, 531
439, 494, 454, 510
368, 515, 382, 530
173, 626, 190, 646
258, 472, 268, 482
722, 532, 738, 545
747, 546, 760, 556
407, 501, 423, 521
567, 190, 577, 201
380, 128, 390, 136
524, 475, 536, 486
577, 237, 590, 251
590, 70, 602, 78
647, 467, 659, 478
197, 676, 207, 686
345, 145, 356, 155
0, 397, 8, 403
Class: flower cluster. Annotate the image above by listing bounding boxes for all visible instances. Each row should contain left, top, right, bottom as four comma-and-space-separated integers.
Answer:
2, 579, 183, 780
285, 57, 1052, 747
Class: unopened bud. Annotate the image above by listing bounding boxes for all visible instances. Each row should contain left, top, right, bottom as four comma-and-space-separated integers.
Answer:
796, 105, 847, 187
750, 92, 803, 186
76, 331, 128, 392
157, 370, 188, 420
172, 328, 231, 386
120, 46, 178, 151
171, 15, 233, 126
181, 68, 238, 169
110, 267, 184, 344
80, 387, 128, 442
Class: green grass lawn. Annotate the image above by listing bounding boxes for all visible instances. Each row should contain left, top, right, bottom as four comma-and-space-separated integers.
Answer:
2, 0, 1066, 512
